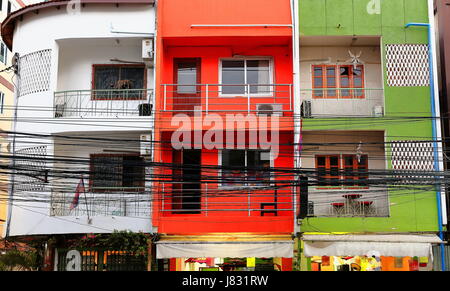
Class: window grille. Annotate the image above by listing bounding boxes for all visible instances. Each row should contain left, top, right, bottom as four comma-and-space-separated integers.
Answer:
385, 44, 430, 87
18, 49, 52, 96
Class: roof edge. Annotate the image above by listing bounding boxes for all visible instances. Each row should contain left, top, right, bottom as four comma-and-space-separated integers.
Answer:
1, 0, 155, 50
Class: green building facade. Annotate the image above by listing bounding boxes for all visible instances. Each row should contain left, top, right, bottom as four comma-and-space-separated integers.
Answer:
296, 0, 443, 271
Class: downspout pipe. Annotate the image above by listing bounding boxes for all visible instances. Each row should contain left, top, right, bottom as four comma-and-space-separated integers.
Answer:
406, 18, 446, 271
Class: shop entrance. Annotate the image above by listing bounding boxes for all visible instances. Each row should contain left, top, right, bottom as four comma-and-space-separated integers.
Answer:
157, 257, 289, 271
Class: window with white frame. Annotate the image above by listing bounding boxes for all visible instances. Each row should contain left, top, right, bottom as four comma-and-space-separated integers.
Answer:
220, 58, 272, 95
221, 149, 272, 187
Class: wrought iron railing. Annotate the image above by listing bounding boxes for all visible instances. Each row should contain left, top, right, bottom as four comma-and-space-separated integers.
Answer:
53, 89, 153, 118
50, 188, 151, 218
56, 249, 147, 271
307, 186, 389, 218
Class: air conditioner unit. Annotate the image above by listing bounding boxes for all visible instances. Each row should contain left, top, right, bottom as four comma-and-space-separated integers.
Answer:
140, 134, 152, 159
256, 104, 283, 117
142, 39, 154, 61
373, 105, 384, 117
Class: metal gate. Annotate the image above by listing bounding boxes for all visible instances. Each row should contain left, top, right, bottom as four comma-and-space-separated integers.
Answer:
56, 249, 147, 271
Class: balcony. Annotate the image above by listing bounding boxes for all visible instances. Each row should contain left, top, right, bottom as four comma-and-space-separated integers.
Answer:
53, 89, 153, 118
300, 130, 389, 218
159, 182, 293, 217
161, 84, 293, 115
50, 189, 151, 218
299, 88, 384, 118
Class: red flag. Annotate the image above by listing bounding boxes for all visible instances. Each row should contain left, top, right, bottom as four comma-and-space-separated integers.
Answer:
70, 178, 85, 210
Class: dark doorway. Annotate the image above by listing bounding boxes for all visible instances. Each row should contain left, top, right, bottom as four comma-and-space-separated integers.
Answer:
172, 149, 202, 214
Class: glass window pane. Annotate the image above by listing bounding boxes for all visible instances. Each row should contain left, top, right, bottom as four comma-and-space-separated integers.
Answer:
327, 67, 336, 77
121, 67, 145, 89
247, 60, 270, 94
247, 150, 271, 183
222, 150, 245, 186
330, 156, 339, 166
344, 156, 354, 166
121, 67, 145, 98
340, 66, 350, 76
353, 66, 363, 76
177, 62, 198, 94
91, 156, 123, 191
94, 67, 120, 90
327, 77, 336, 87
314, 66, 323, 77
317, 156, 326, 166
314, 77, 323, 88
222, 60, 245, 94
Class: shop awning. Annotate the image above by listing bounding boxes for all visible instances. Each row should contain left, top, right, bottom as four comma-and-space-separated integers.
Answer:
156, 241, 294, 259
302, 234, 443, 257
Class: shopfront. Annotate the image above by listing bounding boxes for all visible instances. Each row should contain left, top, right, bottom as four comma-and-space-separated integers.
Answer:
300, 234, 443, 271
155, 235, 294, 271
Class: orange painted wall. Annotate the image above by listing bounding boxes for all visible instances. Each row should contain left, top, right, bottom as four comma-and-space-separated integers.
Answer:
153, 131, 294, 234
153, 0, 295, 235
158, 0, 292, 38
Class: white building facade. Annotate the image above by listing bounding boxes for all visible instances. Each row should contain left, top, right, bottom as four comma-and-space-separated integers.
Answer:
2, 0, 156, 237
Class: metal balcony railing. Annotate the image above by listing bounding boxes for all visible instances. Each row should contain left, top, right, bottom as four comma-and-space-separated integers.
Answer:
53, 89, 153, 118
159, 182, 294, 216
50, 188, 151, 218
299, 88, 385, 118
162, 84, 293, 115
307, 186, 389, 218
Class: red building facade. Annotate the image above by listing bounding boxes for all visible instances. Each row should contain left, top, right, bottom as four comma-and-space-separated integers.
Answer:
152, 0, 296, 271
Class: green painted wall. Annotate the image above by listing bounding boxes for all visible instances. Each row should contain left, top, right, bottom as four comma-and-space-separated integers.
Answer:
299, 0, 439, 233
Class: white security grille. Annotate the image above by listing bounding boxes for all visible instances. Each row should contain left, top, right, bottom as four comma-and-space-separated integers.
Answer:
385, 44, 430, 87
391, 141, 435, 183
18, 49, 52, 96
15, 145, 48, 192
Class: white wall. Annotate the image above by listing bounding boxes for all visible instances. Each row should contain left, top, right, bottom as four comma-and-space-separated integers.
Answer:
57, 38, 154, 91
5, 4, 156, 236
13, 4, 155, 56
300, 46, 384, 117
7, 132, 153, 236
10, 4, 156, 135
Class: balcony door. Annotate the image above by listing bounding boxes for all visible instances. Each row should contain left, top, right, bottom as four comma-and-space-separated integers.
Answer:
173, 58, 201, 115
172, 149, 202, 214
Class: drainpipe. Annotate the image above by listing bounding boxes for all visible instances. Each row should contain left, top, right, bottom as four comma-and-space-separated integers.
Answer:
405, 0, 446, 271
291, 0, 301, 235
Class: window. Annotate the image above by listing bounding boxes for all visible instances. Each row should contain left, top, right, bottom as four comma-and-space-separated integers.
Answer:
0, 42, 7, 65
221, 149, 271, 187
316, 154, 368, 187
220, 58, 272, 95
90, 154, 145, 192
316, 155, 340, 186
0, 92, 4, 114
342, 155, 368, 186
312, 64, 364, 98
175, 59, 200, 94
92, 64, 146, 100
